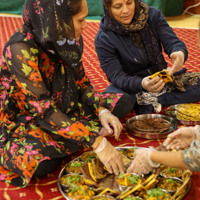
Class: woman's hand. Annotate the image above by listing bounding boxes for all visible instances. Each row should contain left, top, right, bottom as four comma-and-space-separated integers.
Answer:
127, 148, 157, 175
142, 76, 165, 93
94, 137, 124, 175
99, 108, 123, 140
168, 51, 185, 75
99, 127, 113, 137
163, 126, 196, 150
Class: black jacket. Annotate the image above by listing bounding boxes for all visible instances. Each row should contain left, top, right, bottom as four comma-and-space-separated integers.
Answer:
95, 6, 188, 94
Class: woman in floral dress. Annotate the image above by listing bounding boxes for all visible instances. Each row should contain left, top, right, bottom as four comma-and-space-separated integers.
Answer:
0, 0, 132, 187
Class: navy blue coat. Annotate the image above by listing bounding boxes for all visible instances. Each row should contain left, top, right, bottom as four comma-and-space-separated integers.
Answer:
95, 6, 188, 94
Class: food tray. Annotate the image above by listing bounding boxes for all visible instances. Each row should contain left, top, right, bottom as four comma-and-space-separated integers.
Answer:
58, 146, 191, 200
165, 105, 200, 126
126, 114, 178, 140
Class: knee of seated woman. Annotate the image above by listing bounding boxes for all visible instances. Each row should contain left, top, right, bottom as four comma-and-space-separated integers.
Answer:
113, 92, 136, 118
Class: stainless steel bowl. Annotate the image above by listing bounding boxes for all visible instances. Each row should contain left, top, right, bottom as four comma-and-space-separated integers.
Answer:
157, 177, 183, 196
116, 173, 142, 191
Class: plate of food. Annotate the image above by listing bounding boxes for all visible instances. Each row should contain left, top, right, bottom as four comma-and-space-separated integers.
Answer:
57, 146, 191, 200
126, 114, 178, 139
165, 103, 200, 125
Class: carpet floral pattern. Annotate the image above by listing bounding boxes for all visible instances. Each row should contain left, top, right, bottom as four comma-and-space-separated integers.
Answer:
0, 16, 200, 200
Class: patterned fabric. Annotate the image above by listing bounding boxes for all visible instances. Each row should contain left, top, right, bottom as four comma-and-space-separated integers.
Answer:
0, 0, 123, 187
103, 0, 167, 72
136, 85, 172, 113
136, 68, 200, 113
136, 68, 200, 112
181, 126, 200, 172
23, 0, 82, 66
173, 69, 200, 92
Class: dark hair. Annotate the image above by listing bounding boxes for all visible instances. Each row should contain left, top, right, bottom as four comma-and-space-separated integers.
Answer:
70, 0, 82, 15
103, 0, 141, 20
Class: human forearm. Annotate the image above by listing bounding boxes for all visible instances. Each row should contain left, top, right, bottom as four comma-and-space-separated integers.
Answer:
150, 151, 188, 169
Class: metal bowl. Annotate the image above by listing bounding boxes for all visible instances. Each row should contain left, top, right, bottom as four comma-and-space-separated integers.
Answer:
65, 160, 84, 174
79, 151, 97, 163
126, 147, 139, 159
116, 146, 139, 160
157, 177, 183, 196
160, 166, 184, 178
59, 173, 84, 189
116, 173, 142, 191
126, 114, 178, 140
144, 187, 171, 200
65, 185, 95, 200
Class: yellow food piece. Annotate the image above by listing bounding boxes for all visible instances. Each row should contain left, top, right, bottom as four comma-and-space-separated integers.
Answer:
88, 162, 97, 182
119, 183, 143, 199
84, 178, 96, 185
98, 188, 117, 196
144, 178, 158, 190
124, 176, 128, 186
149, 69, 173, 83
177, 103, 200, 121
68, 185, 95, 199
144, 174, 155, 183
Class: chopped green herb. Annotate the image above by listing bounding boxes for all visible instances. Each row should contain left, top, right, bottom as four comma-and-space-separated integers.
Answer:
165, 178, 176, 184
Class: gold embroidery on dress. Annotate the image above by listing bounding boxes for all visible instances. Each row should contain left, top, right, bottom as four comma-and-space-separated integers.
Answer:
61, 64, 65, 75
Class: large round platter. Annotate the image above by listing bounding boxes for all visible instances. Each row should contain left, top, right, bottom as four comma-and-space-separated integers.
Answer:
165, 105, 200, 125
58, 146, 191, 200
126, 114, 178, 140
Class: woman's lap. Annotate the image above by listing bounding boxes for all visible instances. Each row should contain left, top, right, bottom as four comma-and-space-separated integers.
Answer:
158, 86, 200, 107
105, 83, 200, 115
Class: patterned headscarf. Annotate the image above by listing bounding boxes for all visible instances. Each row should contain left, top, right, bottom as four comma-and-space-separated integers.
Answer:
23, 0, 82, 67
20, 0, 84, 113
103, 0, 168, 72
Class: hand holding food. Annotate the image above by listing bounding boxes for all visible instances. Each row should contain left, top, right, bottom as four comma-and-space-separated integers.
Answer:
163, 126, 197, 150
127, 148, 160, 175
93, 137, 124, 175
99, 108, 123, 140
142, 76, 165, 93
149, 69, 173, 84
169, 50, 185, 75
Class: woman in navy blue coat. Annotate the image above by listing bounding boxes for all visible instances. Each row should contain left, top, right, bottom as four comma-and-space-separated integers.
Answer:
95, 0, 200, 114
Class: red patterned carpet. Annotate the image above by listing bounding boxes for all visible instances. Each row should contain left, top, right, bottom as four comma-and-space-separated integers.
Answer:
0, 16, 200, 200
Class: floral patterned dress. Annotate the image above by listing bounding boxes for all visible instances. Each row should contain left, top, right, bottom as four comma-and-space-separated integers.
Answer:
0, 26, 123, 187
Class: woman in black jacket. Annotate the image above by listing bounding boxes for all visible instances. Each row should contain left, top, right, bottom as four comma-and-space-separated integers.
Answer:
95, 0, 200, 114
